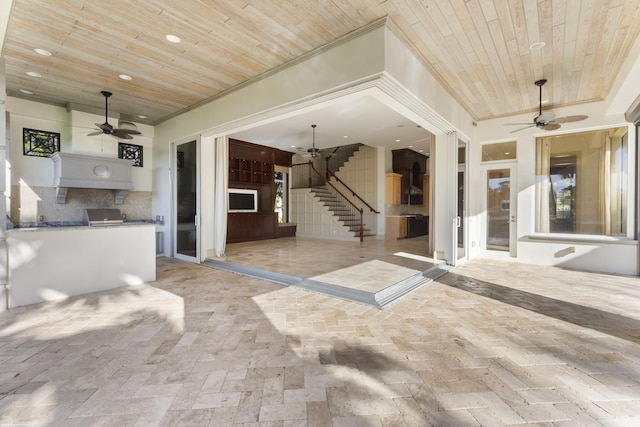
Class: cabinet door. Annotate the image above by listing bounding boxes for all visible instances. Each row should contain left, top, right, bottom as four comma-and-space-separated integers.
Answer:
385, 173, 402, 204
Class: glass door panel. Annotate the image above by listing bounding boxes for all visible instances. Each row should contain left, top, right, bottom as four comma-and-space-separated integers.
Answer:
486, 168, 511, 252
175, 140, 199, 260
456, 143, 467, 262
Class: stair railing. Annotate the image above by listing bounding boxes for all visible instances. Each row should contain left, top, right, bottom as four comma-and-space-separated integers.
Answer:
327, 170, 380, 214
292, 161, 365, 241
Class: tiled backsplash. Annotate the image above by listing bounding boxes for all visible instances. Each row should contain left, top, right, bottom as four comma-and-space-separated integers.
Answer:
10, 185, 152, 226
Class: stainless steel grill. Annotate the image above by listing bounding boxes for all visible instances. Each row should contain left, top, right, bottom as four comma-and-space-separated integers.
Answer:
85, 209, 123, 226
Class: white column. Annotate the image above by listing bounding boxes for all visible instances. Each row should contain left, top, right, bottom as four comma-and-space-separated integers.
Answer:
433, 131, 458, 264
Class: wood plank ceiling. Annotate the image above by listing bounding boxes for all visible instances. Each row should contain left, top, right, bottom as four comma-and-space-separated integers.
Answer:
3, 0, 640, 125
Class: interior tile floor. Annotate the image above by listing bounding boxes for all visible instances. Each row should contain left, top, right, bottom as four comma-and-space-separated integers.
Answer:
217, 236, 437, 291
1, 237, 640, 426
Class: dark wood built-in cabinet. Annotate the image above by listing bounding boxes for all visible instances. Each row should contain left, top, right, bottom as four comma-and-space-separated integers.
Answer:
227, 139, 292, 243
392, 148, 428, 205
229, 158, 273, 184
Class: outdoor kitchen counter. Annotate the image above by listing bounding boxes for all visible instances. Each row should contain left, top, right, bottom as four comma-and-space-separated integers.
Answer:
4, 223, 156, 309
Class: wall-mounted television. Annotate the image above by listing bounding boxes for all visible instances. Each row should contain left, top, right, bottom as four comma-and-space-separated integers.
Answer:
228, 188, 258, 213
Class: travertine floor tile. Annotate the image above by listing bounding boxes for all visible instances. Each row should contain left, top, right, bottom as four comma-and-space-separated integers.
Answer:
1, 246, 640, 426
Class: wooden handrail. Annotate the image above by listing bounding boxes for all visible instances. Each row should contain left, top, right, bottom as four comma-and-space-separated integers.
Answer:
327, 170, 380, 214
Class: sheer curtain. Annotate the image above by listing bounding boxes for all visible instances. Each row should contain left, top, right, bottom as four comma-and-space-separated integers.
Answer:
212, 136, 228, 257
535, 138, 551, 232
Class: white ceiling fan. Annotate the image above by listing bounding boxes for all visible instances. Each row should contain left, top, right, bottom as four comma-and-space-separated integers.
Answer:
506, 79, 588, 133
88, 91, 142, 140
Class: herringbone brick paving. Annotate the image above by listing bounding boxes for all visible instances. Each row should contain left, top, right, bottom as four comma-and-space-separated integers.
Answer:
1, 256, 639, 426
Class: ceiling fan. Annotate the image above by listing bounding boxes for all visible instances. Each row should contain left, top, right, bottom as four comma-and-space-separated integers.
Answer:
506, 79, 588, 133
88, 91, 141, 140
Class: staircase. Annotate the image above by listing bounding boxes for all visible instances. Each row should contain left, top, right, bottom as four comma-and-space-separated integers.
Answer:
310, 185, 374, 238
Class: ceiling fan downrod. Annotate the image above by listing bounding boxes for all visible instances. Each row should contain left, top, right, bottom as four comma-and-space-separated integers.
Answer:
101, 90, 112, 128
534, 79, 546, 118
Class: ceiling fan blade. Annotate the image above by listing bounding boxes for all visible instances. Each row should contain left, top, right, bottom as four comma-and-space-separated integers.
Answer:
543, 122, 562, 131
111, 132, 133, 140
112, 129, 139, 139
87, 130, 104, 136
116, 128, 141, 135
552, 115, 588, 124
509, 125, 534, 133
504, 122, 534, 126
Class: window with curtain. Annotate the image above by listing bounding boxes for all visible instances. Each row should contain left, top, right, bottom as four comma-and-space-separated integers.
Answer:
535, 127, 628, 236
274, 167, 288, 224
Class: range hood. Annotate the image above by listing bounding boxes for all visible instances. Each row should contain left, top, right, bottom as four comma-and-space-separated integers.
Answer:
51, 153, 133, 204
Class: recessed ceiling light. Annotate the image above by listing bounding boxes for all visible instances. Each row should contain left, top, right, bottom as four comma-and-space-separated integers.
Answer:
291, 145, 296, 148
119, 74, 132, 80
34, 48, 52, 56
165, 34, 181, 43
408, 145, 413, 148
343, 135, 348, 139
395, 139, 401, 142
138, 115, 147, 119
20, 89, 33, 94
505, 152, 510, 155
529, 41, 546, 51
26, 71, 42, 78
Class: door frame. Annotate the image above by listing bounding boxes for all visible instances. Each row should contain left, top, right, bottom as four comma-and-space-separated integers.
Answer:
172, 139, 201, 263
454, 140, 469, 265
481, 161, 517, 257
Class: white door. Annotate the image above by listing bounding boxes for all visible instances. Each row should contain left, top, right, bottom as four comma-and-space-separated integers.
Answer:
173, 140, 200, 262
483, 163, 517, 257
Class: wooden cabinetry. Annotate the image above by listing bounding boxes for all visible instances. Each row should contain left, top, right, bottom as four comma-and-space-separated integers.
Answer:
392, 148, 428, 205
227, 139, 293, 243
385, 173, 402, 204
277, 223, 297, 238
385, 216, 407, 240
229, 158, 274, 184
227, 212, 278, 243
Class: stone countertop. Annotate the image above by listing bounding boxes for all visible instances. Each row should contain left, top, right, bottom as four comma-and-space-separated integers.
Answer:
6, 222, 158, 233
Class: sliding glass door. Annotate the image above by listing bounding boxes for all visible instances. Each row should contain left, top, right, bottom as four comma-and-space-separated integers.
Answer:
174, 140, 200, 262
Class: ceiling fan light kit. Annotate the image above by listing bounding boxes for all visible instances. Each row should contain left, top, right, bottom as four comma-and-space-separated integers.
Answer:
308, 124, 320, 157
505, 79, 588, 133
88, 91, 142, 140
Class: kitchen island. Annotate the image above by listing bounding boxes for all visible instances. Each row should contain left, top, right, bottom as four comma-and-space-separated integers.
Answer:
4, 223, 156, 310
